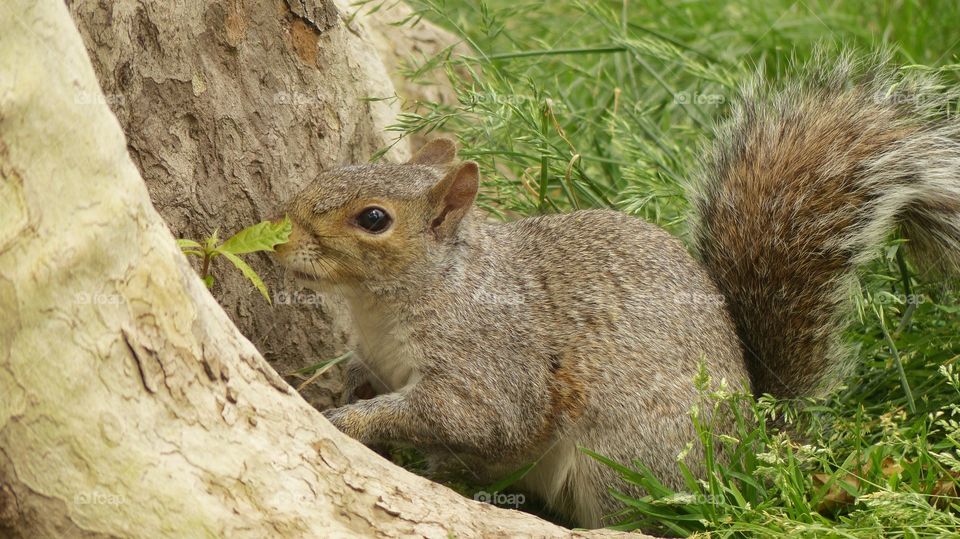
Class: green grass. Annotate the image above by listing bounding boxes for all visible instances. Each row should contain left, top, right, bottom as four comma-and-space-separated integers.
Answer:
358, 0, 960, 535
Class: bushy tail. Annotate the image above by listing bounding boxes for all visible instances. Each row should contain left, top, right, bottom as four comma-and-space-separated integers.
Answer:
690, 50, 960, 398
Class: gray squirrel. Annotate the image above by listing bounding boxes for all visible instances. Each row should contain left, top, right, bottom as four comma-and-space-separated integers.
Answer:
275, 51, 960, 528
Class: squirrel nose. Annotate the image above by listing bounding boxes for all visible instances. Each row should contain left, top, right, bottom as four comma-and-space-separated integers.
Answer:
273, 218, 304, 262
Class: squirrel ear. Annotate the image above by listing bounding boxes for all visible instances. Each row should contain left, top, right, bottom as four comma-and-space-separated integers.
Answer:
408, 138, 458, 165
428, 161, 479, 238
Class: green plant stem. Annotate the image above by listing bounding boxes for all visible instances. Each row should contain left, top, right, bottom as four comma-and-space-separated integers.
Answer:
465, 45, 628, 62
200, 252, 212, 280
538, 102, 551, 212
895, 246, 917, 336
877, 305, 917, 414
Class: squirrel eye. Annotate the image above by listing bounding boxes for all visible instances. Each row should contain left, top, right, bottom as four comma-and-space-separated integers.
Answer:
354, 206, 391, 233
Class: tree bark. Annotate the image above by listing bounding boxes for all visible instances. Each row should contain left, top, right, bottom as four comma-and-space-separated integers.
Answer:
65, 0, 461, 409
0, 1, 644, 537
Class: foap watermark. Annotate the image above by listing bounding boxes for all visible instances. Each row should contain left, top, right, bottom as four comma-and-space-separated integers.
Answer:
74, 292, 123, 305
273, 290, 324, 306
661, 492, 723, 506
874, 292, 929, 306
472, 288, 524, 306
469, 93, 532, 106
674, 92, 725, 106
272, 91, 321, 106
75, 91, 125, 107
871, 91, 939, 108
473, 490, 526, 508
74, 491, 126, 506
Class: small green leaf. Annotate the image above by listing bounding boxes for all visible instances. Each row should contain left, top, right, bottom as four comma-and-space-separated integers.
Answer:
219, 217, 292, 255
181, 249, 203, 257
294, 351, 354, 391
205, 232, 219, 252
286, 351, 355, 377
220, 250, 270, 303
486, 462, 535, 493
177, 238, 202, 249
202, 275, 214, 288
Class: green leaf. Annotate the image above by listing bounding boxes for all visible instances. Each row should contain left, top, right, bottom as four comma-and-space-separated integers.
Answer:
202, 275, 214, 289
486, 462, 535, 493
206, 228, 221, 251
286, 351, 355, 377
220, 250, 270, 303
177, 238, 202, 249
294, 351, 354, 391
219, 217, 292, 255
580, 447, 648, 485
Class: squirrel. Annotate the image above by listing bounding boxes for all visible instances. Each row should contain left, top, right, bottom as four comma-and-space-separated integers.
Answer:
274, 51, 960, 528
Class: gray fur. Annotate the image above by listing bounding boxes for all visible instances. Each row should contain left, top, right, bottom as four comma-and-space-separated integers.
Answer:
690, 49, 960, 397
276, 51, 960, 528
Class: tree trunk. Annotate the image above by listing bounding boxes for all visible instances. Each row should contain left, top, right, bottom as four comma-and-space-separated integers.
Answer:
0, 1, 643, 537
65, 0, 461, 409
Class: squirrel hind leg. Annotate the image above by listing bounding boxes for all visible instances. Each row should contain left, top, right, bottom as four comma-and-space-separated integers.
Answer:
516, 437, 616, 528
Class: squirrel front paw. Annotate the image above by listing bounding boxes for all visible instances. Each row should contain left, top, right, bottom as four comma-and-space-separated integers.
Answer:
321, 393, 407, 445
322, 403, 374, 443
322, 406, 349, 432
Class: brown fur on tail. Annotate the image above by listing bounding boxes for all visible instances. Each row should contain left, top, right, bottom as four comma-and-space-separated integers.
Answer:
690, 50, 960, 398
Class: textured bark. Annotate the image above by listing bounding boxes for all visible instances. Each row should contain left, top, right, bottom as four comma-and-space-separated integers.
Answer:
65, 0, 460, 409
0, 1, 646, 537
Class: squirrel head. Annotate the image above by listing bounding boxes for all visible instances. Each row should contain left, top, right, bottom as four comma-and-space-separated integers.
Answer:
275, 138, 480, 289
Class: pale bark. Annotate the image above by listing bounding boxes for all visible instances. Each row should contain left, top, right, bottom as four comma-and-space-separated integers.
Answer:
359, 1, 467, 148
0, 1, 645, 537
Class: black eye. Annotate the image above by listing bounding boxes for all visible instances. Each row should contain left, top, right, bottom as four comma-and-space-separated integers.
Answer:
355, 206, 391, 233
